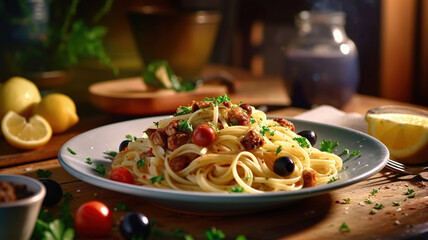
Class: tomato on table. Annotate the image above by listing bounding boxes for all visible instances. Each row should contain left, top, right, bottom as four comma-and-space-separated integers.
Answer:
110, 167, 135, 184
75, 201, 113, 237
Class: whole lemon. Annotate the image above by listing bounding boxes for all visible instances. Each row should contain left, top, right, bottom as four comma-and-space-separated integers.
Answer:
0, 76, 41, 119
33, 93, 79, 134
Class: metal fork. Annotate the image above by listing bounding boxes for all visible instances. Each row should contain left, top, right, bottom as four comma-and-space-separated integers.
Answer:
385, 159, 428, 180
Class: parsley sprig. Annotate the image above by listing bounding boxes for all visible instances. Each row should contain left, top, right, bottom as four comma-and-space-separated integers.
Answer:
320, 139, 339, 153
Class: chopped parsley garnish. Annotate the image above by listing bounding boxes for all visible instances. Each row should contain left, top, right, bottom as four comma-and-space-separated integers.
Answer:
250, 116, 256, 124
320, 139, 339, 153
104, 151, 118, 157
94, 163, 106, 176
229, 185, 244, 193
339, 222, 350, 232
178, 120, 193, 132
154, 121, 159, 128
150, 175, 164, 183
63, 192, 73, 201
370, 209, 378, 215
175, 106, 192, 116
137, 157, 146, 168
327, 176, 340, 183
364, 197, 373, 204
204, 227, 225, 240
293, 137, 310, 148
66, 147, 77, 155
405, 189, 416, 198
85, 157, 93, 165
339, 149, 350, 156
343, 198, 351, 204
374, 202, 384, 210
116, 202, 130, 211
393, 201, 401, 206
370, 189, 378, 195
204, 94, 231, 106
126, 134, 137, 141
275, 145, 282, 156
37, 169, 52, 178
349, 150, 361, 157
260, 126, 271, 136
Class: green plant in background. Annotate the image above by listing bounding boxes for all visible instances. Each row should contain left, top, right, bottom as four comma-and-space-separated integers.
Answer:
0, 0, 117, 74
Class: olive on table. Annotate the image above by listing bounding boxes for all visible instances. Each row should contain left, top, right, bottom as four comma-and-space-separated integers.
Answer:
120, 211, 151, 240
39, 178, 63, 207
297, 130, 317, 146
119, 140, 132, 151
273, 156, 295, 176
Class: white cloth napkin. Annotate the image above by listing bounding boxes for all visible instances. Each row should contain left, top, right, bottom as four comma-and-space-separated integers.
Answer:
294, 105, 368, 133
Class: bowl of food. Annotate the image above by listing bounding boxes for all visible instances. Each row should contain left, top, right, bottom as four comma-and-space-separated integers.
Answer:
127, 5, 221, 80
365, 105, 428, 164
0, 174, 46, 240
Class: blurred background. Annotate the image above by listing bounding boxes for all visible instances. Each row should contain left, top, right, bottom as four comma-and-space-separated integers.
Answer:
0, 0, 427, 107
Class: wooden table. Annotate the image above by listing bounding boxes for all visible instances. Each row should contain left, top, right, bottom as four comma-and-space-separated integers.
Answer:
1, 65, 427, 240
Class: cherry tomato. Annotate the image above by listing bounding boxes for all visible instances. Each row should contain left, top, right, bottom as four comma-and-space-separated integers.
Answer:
110, 167, 135, 184
192, 124, 216, 147
75, 201, 113, 237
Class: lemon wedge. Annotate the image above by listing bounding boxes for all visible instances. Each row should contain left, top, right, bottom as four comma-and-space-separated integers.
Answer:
1, 111, 52, 150
366, 112, 428, 164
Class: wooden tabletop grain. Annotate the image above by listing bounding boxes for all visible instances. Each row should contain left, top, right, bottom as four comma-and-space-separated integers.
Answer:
1, 65, 427, 240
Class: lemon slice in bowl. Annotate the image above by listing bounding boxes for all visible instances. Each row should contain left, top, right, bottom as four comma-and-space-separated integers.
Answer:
365, 107, 428, 164
1, 111, 52, 150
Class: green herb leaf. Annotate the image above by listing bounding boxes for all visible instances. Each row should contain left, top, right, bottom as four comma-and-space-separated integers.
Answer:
204, 227, 225, 240
374, 202, 384, 210
150, 175, 164, 184
94, 163, 106, 176
393, 201, 401, 206
327, 176, 340, 183
339, 222, 350, 232
370, 189, 378, 195
349, 150, 361, 157
85, 157, 93, 165
343, 198, 351, 204
137, 157, 146, 168
37, 169, 52, 178
178, 120, 193, 133
339, 149, 349, 156
364, 197, 373, 204
116, 202, 130, 211
320, 139, 339, 153
293, 137, 310, 148
66, 147, 77, 155
260, 126, 271, 136
204, 94, 231, 106
229, 185, 244, 193
175, 106, 193, 116
275, 145, 282, 156
104, 151, 118, 157
405, 189, 416, 198
142, 60, 181, 91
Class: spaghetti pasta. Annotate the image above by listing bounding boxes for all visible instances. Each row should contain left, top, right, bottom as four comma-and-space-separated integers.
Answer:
111, 95, 342, 193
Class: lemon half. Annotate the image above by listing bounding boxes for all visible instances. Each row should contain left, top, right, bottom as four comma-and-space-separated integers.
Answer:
1, 111, 52, 150
366, 113, 428, 164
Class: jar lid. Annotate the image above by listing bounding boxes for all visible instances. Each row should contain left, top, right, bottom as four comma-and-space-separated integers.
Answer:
296, 11, 345, 25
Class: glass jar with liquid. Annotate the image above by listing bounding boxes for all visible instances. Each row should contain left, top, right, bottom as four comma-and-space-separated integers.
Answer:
283, 11, 360, 108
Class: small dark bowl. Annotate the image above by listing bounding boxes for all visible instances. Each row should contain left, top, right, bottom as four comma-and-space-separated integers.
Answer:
0, 174, 46, 240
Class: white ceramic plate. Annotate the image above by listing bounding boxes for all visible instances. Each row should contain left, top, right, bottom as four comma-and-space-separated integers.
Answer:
58, 116, 389, 215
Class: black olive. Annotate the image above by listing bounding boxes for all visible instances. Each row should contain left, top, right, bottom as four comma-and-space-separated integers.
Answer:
119, 140, 132, 152
273, 156, 295, 176
120, 211, 151, 240
39, 179, 63, 207
297, 130, 317, 146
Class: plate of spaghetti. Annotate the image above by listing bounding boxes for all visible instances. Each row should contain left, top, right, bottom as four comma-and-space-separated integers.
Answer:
58, 95, 389, 215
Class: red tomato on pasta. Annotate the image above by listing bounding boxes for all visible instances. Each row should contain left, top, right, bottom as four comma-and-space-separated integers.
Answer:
75, 201, 113, 237
192, 124, 216, 147
110, 167, 134, 184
